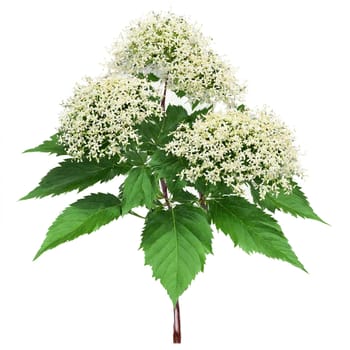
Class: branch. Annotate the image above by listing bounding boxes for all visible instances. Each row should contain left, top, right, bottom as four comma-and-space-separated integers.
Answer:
160, 76, 168, 112
199, 192, 208, 210
160, 178, 171, 209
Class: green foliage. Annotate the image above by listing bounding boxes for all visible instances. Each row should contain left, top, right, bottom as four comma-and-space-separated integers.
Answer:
121, 166, 159, 214
175, 90, 186, 98
209, 196, 306, 271
191, 100, 200, 110
22, 100, 322, 303
137, 119, 162, 151
147, 73, 160, 82
24, 134, 66, 156
150, 150, 186, 193
137, 104, 192, 153
193, 178, 232, 198
125, 150, 148, 166
157, 105, 189, 144
251, 181, 326, 223
141, 205, 213, 305
137, 72, 160, 82
171, 189, 198, 203
21, 158, 130, 200
34, 193, 121, 259
150, 150, 184, 178
189, 105, 213, 121
237, 104, 246, 112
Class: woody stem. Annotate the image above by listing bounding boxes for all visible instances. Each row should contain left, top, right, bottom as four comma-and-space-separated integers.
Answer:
173, 300, 181, 343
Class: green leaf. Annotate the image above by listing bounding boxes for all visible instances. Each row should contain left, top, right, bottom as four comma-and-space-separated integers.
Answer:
251, 182, 326, 224
136, 120, 162, 151
141, 205, 213, 304
150, 150, 186, 193
157, 105, 189, 144
194, 178, 232, 197
121, 167, 159, 214
34, 193, 121, 259
172, 189, 198, 203
237, 104, 246, 112
150, 150, 185, 179
21, 158, 129, 200
209, 196, 306, 271
24, 134, 66, 156
136, 72, 160, 82
189, 105, 213, 122
175, 90, 186, 98
164, 105, 188, 131
147, 73, 160, 82
125, 150, 148, 166
191, 100, 200, 110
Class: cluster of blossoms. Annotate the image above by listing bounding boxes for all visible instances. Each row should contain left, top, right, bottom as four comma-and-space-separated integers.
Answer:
108, 12, 244, 105
58, 76, 162, 161
165, 109, 303, 199
56, 12, 302, 200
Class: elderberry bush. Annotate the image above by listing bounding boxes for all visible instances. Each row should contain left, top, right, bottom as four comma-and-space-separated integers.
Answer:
22, 12, 325, 335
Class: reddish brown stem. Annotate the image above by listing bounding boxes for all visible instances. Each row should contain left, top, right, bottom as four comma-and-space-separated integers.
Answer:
159, 77, 171, 210
160, 178, 171, 209
160, 77, 168, 111
173, 300, 181, 344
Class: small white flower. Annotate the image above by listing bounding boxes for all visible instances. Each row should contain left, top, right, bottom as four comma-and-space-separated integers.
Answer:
58, 76, 162, 161
165, 109, 303, 198
108, 12, 244, 106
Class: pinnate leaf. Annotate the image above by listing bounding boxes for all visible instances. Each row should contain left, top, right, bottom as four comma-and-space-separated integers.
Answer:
150, 150, 185, 178
157, 105, 189, 144
251, 181, 326, 224
209, 196, 306, 271
24, 134, 66, 156
146, 73, 160, 82
141, 205, 213, 304
34, 193, 121, 259
189, 105, 213, 121
175, 90, 186, 98
121, 167, 159, 214
150, 150, 186, 193
163, 105, 188, 132
21, 158, 129, 200
137, 120, 162, 150
171, 189, 198, 203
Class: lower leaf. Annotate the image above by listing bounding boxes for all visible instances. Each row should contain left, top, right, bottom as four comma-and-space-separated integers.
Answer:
141, 205, 213, 305
23, 134, 66, 156
209, 196, 306, 271
251, 181, 326, 224
34, 193, 122, 259
21, 158, 129, 200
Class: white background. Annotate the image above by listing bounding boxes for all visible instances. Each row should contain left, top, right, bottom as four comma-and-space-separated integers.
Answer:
0, 0, 349, 349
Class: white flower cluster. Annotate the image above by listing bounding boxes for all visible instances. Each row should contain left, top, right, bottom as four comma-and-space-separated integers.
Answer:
58, 76, 162, 161
108, 12, 244, 105
165, 109, 303, 198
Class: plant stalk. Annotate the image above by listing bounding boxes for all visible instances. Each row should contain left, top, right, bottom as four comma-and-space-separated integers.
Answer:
173, 300, 181, 343
160, 77, 182, 344
160, 178, 171, 209
161, 76, 168, 111
160, 78, 172, 209
199, 192, 208, 210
